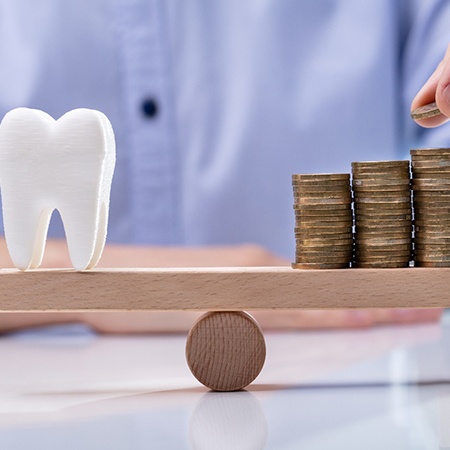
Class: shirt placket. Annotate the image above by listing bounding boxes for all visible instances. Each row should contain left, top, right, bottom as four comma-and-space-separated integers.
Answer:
114, 0, 180, 245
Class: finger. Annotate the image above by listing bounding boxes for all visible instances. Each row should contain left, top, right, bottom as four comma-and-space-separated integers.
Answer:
373, 308, 442, 324
436, 45, 450, 120
411, 62, 443, 111
411, 45, 450, 128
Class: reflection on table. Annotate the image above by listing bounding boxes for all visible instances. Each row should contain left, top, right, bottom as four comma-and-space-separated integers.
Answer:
0, 318, 450, 449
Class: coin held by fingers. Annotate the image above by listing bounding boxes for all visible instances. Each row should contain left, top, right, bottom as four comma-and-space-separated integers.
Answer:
410, 101, 441, 120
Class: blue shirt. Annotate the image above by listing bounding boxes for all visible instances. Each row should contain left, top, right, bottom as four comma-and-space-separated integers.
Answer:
0, 0, 450, 259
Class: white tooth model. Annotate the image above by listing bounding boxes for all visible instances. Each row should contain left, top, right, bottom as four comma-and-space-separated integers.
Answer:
0, 108, 116, 270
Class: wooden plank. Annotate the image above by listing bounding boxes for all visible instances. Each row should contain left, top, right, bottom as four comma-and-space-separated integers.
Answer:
0, 266, 448, 312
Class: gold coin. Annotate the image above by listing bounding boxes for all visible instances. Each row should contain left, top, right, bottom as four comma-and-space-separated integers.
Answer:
412, 168, 450, 178
353, 261, 410, 269
414, 221, 450, 228
292, 182, 350, 190
353, 185, 410, 193
292, 173, 350, 181
292, 178, 350, 185
294, 215, 353, 223
353, 189, 410, 197
414, 253, 450, 261
355, 235, 411, 243
296, 245, 353, 252
294, 220, 353, 229
294, 208, 352, 215
413, 171, 450, 179
413, 193, 450, 201
355, 227, 411, 235
356, 208, 412, 215
355, 243, 412, 251
410, 147, 450, 156
413, 236, 450, 244
355, 211, 412, 219
291, 262, 349, 270
356, 247, 412, 254
355, 251, 412, 259
295, 232, 353, 240
295, 224, 353, 232
352, 172, 411, 180
414, 250, 450, 257
296, 255, 353, 262
412, 177, 450, 184
413, 243, 450, 251
412, 160, 450, 169
295, 254, 352, 264
414, 261, 450, 268
355, 242, 412, 250
413, 189, 450, 195
355, 218, 412, 226
411, 154, 450, 162
355, 237, 411, 245
354, 250, 411, 258
413, 197, 450, 204
295, 235, 353, 243
414, 230, 450, 237
352, 178, 410, 187
412, 183, 450, 191
293, 190, 352, 199
413, 201, 450, 209
295, 197, 352, 205
354, 197, 411, 204
414, 231, 450, 239
296, 248, 353, 256
355, 224, 411, 232
352, 169, 410, 177
410, 102, 442, 120
292, 185, 351, 194
414, 210, 450, 218
352, 160, 409, 170
296, 236, 353, 245
414, 236, 450, 244
355, 257, 412, 264
414, 222, 450, 229
355, 212, 412, 221
412, 186, 450, 194
293, 203, 351, 211
294, 216, 353, 224
355, 204, 412, 211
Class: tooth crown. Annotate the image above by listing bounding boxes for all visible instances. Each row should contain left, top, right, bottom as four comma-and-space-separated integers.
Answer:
0, 107, 116, 270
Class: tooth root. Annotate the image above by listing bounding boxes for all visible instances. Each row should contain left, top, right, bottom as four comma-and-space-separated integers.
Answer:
2, 195, 53, 270
86, 202, 109, 270
59, 200, 107, 271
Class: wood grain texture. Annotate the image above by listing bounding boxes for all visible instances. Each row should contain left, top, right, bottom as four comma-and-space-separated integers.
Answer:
0, 266, 448, 311
185, 311, 266, 391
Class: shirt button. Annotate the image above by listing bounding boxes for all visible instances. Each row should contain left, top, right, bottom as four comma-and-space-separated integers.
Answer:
141, 98, 158, 119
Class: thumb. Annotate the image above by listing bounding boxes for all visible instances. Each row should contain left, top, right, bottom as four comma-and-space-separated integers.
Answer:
436, 44, 450, 119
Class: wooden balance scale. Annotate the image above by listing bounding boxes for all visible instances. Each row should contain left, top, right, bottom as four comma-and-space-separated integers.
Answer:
0, 266, 446, 391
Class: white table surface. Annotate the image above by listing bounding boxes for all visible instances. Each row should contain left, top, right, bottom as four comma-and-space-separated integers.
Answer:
1, 315, 450, 450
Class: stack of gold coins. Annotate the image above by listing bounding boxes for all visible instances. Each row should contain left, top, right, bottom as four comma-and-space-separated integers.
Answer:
292, 173, 353, 269
352, 161, 412, 268
411, 148, 450, 267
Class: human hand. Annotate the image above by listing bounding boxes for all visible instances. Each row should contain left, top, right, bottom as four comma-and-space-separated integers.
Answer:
411, 44, 450, 127
252, 308, 442, 331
